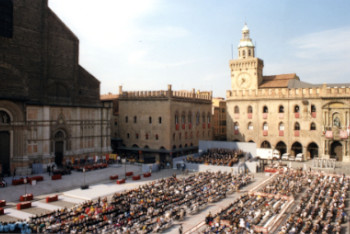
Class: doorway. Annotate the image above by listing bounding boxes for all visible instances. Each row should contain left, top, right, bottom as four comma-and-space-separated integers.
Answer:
330, 141, 342, 161
307, 142, 319, 159
0, 131, 10, 176
54, 131, 65, 167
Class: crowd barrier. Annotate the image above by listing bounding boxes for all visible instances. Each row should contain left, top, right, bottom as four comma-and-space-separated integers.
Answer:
143, 172, 151, 178
51, 174, 62, 180
0, 200, 5, 207
125, 172, 133, 176
132, 175, 141, 180
17, 201, 31, 210
109, 175, 119, 180
46, 195, 58, 203
20, 194, 33, 202
117, 179, 125, 184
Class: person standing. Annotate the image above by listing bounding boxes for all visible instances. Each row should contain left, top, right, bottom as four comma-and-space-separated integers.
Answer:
178, 224, 183, 234
47, 164, 51, 176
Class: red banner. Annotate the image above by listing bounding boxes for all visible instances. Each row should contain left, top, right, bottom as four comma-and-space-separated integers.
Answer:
325, 131, 333, 139
340, 130, 348, 139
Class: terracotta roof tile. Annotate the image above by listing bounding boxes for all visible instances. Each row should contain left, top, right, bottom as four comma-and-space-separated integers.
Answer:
260, 73, 298, 88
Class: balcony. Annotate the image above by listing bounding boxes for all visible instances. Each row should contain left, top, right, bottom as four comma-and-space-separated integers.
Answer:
189, 123, 192, 129
279, 130, 284, 136
234, 114, 240, 119
311, 112, 316, 118
176, 124, 179, 130
279, 113, 284, 119
182, 124, 185, 129
202, 123, 206, 129
295, 113, 300, 118
263, 130, 268, 136
248, 113, 252, 119
208, 123, 211, 128
234, 130, 239, 135
262, 113, 268, 119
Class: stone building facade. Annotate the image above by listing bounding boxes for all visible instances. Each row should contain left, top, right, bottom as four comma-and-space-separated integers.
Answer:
212, 98, 227, 141
110, 85, 212, 164
226, 24, 350, 162
0, 0, 111, 175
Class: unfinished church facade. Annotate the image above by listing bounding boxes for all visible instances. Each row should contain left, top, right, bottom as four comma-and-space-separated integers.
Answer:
226, 24, 350, 162
0, 0, 111, 175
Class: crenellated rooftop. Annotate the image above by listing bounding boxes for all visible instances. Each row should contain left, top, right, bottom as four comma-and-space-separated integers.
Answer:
118, 85, 212, 102
226, 84, 350, 100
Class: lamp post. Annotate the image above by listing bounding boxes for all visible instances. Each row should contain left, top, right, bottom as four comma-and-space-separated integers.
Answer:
81, 167, 89, 190
122, 158, 126, 179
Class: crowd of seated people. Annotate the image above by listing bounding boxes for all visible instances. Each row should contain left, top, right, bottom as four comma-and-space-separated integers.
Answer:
186, 148, 245, 166
258, 169, 306, 197
0, 221, 31, 233
203, 168, 349, 234
0, 171, 252, 233
278, 173, 349, 234
203, 193, 288, 233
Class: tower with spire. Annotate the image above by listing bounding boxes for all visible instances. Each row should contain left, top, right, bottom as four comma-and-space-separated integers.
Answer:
230, 23, 264, 90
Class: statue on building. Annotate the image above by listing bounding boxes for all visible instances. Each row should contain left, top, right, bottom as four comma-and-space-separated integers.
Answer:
333, 117, 341, 128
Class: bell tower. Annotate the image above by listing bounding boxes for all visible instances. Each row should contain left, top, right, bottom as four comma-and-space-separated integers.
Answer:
230, 24, 264, 90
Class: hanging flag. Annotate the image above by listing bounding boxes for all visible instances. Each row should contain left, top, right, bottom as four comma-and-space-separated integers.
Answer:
340, 130, 348, 139
325, 131, 333, 139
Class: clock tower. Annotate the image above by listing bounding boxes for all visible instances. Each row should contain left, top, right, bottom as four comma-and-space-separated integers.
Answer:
230, 24, 264, 90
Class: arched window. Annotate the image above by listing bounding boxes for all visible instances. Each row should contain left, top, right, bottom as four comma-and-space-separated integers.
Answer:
279, 122, 284, 131
188, 112, 192, 124
158, 117, 162, 124
310, 122, 316, 130
196, 112, 200, 125
175, 112, 179, 124
234, 122, 239, 130
294, 122, 300, 130
207, 113, 211, 123
149, 116, 152, 124
248, 49, 251, 56
294, 105, 300, 113
243, 50, 246, 57
263, 122, 268, 130
145, 133, 149, 140
278, 105, 284, 113
247, 106, 253, 113
311, 104, 316, 112
155, 134, 159, 140
0, 111, 11, 124
248, 122, 253, 130
234, 106, 239, 114
0, 0, 13, 38
133, 116, 137, 123
263, 106, 268, 113
181, 112, 185, 124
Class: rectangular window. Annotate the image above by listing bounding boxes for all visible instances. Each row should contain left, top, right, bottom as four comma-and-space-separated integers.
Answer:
125, 116, 128, 123
149, 117, 152, 124
134, 116, 137, 123
159, 117, 162, 124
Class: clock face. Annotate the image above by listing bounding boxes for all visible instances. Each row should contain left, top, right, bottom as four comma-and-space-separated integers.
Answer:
236, 73, 251, 89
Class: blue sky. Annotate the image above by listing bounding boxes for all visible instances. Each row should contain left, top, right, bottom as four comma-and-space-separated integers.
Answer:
49, 0, 350, 98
